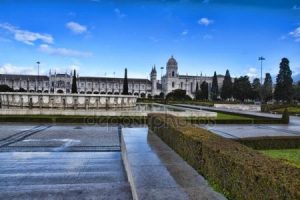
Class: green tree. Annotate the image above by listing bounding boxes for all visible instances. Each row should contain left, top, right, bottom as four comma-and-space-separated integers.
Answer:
274, 58, 293, 102
251, 78, 261, 101
200, 81, 209, 100
232, 76, 252, 102
71, 69, 78, 94
122, 68, 129, 95
220, 69, 232, 100
261, 73, 273, 102
293, 81, 300, 101
166, 89, 191, 101
0, 84, 14, 92
195, 82, 199, 92
211, 71, 219, 100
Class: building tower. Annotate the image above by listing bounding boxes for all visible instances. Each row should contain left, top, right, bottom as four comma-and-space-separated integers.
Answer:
165, 55, 179, 94
166, 55, 178, 78
150, 65, 157, 97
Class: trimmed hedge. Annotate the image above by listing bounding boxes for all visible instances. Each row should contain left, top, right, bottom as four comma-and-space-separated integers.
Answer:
236, 136, 300, 150
148, 113, 300, 200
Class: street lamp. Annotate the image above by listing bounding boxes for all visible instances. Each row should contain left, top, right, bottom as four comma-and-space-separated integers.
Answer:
160, 67, 164, 82
258, 57, 265, 84
36, 61, 40, 92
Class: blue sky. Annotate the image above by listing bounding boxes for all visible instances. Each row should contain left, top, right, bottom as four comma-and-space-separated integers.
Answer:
0, 0, 299, 81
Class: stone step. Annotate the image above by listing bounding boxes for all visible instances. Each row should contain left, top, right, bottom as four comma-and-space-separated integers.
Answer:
0, 182, 132, 200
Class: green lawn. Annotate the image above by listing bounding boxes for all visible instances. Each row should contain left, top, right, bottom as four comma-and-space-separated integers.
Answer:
260, 149, 300, 168
216, 112, 252, 120
273, 107, 300, 115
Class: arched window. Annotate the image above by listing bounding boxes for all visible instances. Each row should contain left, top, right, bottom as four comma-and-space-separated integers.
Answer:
172, 82, 175, 88
172, 71, 175, 77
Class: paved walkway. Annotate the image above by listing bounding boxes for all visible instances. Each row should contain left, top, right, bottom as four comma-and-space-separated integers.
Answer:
175, 104, 282, 119
174, 104, 300, 138
0, 152, 132, 200
122, 127, 226, 200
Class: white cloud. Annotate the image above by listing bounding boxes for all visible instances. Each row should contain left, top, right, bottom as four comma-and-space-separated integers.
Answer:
198, 18, 214, 26
0, 63, 37, 75
38, 44, 92, 57
181, 29, 188, 36
292, 5, 300, 10
114, 8, 126, 18
0, 23, 53, 45
66, 21, 87, 34
246, 67, 258, 80
289, 27, 300, 42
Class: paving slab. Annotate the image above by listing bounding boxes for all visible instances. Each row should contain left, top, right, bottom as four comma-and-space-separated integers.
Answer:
200, 124, 300, 138
0, 152, 132, 200
122, 127, 226, 200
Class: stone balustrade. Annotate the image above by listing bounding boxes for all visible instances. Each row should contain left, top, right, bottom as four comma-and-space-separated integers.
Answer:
0, 92, 137, 109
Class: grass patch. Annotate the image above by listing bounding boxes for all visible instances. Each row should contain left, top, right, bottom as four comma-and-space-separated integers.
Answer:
216, 112, 252, 120
261, 149, 300, 168
273, 107, 300, 115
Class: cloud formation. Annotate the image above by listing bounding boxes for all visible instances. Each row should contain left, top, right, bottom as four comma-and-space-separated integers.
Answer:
114, 8, 126, 18
181, 29, 188, 36
198, 18, 214, 26
66, 21, 87, 34
0, 23, 53, 45
38, 44, 92, 57
0, 63, 37, 75
246, 67, 258, 80
289, 27, 300, 42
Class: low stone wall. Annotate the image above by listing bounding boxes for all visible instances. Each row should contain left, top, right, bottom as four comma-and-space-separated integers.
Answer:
0, 92, 137, 109
214, 104, 261, 112
0, 108, 216, 118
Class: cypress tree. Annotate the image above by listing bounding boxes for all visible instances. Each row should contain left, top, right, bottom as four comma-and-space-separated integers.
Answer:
211, 71, 219, 100
274, 58, 293, 102
262, 73, 273, 102
200, 81, 208, 100
122, 68, 129, 95
195, 82, 199, 92
221, 69, 232, 100
251, 78, 261, 101
71, 69, 78, 94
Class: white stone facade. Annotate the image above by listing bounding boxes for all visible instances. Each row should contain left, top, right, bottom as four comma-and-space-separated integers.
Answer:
159, 56, 225, 98
0, 56, 224, 99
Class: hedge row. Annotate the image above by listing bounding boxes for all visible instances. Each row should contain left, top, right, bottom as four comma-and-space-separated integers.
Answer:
185, 117, 286, 124
0, 115, 147, 124
236, 136, 300, 150
148, 113, 300, 200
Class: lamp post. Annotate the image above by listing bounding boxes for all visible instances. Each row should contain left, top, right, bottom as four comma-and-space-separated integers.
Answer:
36, 61, 40, 92
258, 57, 265, 84
160, 67, 164, 81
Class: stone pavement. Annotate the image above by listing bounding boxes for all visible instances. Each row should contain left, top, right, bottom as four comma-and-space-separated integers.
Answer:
122, 127, 226, 200
0, 152, 132, 200
175, 104, 300, 138
0, 124, 120, 152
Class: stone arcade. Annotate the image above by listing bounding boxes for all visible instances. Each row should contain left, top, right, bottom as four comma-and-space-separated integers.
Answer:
0, 56, 225, 98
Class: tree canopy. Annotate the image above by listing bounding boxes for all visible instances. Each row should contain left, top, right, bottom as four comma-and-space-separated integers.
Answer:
220, 69, 232, 100
71, 69, 78, 94
210, 71, 219, 100
232, 76, 252, 102
274, 58, 293, 102
261, 73, 273, 102
122, 68, 129, 95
